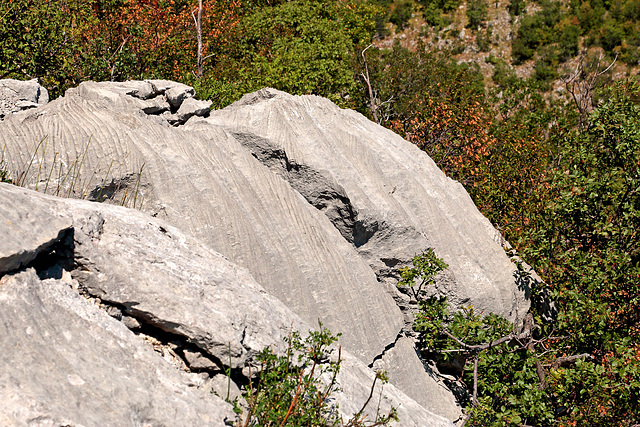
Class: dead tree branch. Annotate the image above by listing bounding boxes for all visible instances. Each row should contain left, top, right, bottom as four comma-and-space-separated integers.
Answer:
360, 44, 379, 124
563, 51, 618, 127
192, 0, 204, 78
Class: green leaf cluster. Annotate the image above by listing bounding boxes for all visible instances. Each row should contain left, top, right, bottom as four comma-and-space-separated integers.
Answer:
241, 323, 398, 426
204, 0, 380, 109
244, 326, 342, 425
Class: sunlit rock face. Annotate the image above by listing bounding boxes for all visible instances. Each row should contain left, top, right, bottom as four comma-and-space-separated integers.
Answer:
0, 79, 534, 422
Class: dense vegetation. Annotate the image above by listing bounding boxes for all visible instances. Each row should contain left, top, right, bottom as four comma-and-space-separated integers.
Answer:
2, 0, 640, 424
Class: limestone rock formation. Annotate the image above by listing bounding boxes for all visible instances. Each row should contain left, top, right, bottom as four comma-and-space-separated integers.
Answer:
0, 183, 453, 427
0, 78, 534, 421
0, 78, 49, 119
1, 268, 234, 427
0, 79, 405, 368
209, 88, 531, 322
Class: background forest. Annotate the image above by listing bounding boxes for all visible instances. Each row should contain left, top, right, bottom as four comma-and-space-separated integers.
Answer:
2, 0, 640, 424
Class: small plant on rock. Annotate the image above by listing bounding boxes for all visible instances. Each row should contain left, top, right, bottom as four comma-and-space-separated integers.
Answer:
238, 323, 397, 426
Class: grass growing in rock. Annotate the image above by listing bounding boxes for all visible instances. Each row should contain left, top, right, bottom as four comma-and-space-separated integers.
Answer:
1, 136, 145, 209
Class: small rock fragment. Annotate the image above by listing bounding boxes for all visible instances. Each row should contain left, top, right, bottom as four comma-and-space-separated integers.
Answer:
176, 97, 212, 122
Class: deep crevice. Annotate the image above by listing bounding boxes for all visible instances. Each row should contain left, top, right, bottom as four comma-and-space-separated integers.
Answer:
24, 225, 247, 386
30, 228, 75, 280
368, 330, 405, 369
233, 132, 368, 245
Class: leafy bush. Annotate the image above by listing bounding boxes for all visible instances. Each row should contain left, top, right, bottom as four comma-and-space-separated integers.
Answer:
466, 0, 488, 29
239, 324, 398, 426
204, 0, 380, 109
476, 27, 492, 52
389, 0, 415, 29
507, 0, 525, 17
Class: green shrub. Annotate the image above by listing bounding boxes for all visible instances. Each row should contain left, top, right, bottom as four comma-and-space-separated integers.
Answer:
240, 323, 398, 426
389, 0, 415, 29
508, 0, 525, 17
466, 0, 488, 29
476, 27, 492, 52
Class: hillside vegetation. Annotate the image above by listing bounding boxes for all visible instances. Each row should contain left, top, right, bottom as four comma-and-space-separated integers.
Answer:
2, 0, 640, 425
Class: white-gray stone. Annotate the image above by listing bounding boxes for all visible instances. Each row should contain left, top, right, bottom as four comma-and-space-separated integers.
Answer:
0, 80, 403, 369
176, 97, 212, 122
209, 88, 531, 322
0, 78, 48, 119
165, 83, 196, 107
0, 198, 72, 274
0, 268, 234, 426
140, 94, 171, 114
0, 80, 536, 421
0, 183, 454, 426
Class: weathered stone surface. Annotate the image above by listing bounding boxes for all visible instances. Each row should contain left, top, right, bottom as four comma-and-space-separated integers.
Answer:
0, 268, 234, 426
0, 183, 307, 368
374, 337, 462, 422
176, 97, 212, 122
209, 88, 531, 322
0, 199, 72, 274
165, 82, 195, 107
336, 352, 455, 427
0, 80, 534, 421
140, 95, 171, 114
0, 80, 403, 369
0, 78, 48, 119
0, 183, 454, 426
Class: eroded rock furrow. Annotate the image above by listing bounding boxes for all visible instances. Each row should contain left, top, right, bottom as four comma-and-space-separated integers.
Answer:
0, 182, 454, 426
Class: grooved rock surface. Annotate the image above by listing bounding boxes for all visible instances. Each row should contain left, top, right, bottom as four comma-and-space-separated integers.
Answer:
0, 79, 532, 421
0, 268, 234, 427
375, 337, 461, 421
209, 88, 531, 321
0, 80, 403, 366
0, 183, 454, 427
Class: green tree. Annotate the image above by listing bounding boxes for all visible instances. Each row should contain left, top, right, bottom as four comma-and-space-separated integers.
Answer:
522, 79, 640, 425
204, 0, 380, 108
0, 0, 94, 97
466, 0, 488, 29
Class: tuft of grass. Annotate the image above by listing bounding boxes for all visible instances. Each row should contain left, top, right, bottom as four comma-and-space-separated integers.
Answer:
2, 136, 146, 209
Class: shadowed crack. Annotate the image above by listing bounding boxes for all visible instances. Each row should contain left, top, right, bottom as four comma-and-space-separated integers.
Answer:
22, 225, 248, 390
232, 131, 384, 247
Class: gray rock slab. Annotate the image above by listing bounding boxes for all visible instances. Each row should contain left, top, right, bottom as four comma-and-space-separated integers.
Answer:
165, 83, 195, 107
0, 183, 307, 367
209, 88, 531, 321
0, 198, 72, 274
140, 95, 171, 114
0, 81, 403, 367
0, 78, 48, 119
176, 97, 212, 122
336, 352, 455, 427
0, 78, 48, 104
0, 268, 234, 426
0, 184, 454, 426
376, 337, 462, 422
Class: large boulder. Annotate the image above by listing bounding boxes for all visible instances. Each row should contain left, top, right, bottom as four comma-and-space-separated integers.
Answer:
0, 80, 533, 420
0, 183, 453, 427
0, 80, 402, 364
208, 88, 531, 322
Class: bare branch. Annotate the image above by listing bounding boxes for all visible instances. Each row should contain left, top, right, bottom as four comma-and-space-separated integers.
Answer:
192, 0, 204, 78
360, 44, 379, 124
472, 352, 479, 405
552, 353, 592, 369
